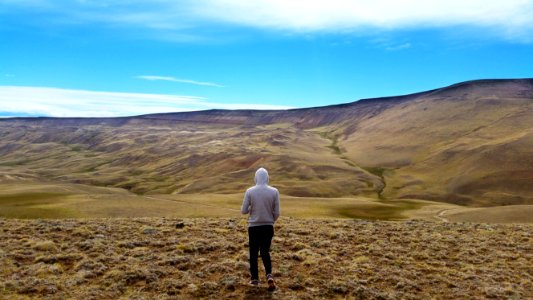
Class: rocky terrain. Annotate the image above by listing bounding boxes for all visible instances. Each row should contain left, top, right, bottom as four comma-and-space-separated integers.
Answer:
1, 217, 531, 299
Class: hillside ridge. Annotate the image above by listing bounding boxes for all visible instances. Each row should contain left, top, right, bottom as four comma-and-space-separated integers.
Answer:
2, 79, 531, 124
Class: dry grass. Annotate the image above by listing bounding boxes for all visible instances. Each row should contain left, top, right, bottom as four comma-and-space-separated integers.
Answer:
0, 217, 531, 299
2, 182, 532, 223
444, 205, 533, 223
0, 182, 430, 220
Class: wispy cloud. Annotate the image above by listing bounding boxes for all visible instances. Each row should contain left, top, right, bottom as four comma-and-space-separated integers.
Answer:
2, 1, 533, 42
136, 75, 224, 87
0, 86, 294, 118
191, 1, 533, 39
371, 38, 413, 51
385, 43, 412, 51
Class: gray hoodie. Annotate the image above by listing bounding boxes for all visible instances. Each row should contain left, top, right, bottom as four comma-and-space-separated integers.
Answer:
241, 168, 280, 227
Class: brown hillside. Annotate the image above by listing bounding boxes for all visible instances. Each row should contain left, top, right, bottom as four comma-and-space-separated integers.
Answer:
340, 79, 533, 205
0, 79, 531, 206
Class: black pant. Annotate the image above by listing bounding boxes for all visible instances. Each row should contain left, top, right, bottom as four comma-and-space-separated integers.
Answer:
248, 225, 274, 280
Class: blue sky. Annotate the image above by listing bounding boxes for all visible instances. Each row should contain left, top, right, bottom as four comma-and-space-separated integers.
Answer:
1, 0, 533, 117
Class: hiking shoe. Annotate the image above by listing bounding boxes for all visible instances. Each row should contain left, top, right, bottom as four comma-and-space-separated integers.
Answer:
249, 279, 259, 286
266, 274, 276, 291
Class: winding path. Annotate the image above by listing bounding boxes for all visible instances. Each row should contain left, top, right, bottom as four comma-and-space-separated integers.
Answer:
436, 209, 450, 222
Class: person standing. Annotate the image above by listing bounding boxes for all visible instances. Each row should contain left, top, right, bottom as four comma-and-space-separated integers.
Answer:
241, 167, 280, 291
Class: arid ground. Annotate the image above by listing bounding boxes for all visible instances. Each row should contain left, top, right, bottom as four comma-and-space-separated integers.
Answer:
1, 217, 531, 299
0, 79, 532, 299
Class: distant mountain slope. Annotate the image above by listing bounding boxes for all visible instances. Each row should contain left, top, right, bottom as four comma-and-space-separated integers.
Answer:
1, 79, 532, 206
339, 79, 533, 205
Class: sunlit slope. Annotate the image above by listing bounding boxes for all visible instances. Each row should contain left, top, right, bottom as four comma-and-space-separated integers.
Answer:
340, 79, 533, 205
1, 79, 531, 206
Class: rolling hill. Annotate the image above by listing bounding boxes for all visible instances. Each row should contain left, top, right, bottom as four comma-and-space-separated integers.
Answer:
0, 79, 532, 211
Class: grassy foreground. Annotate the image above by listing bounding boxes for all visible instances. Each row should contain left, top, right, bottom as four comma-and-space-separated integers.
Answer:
1, 217, 531, 299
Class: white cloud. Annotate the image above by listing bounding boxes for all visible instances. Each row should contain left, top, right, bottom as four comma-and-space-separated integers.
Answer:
190, 0, 533, 35
136, 75, 224, 87
0, 86, 294, 117
371, 38, 413, 51
3, 0, 533, 42
189, 1, 533, 42
385, 43, 411, 51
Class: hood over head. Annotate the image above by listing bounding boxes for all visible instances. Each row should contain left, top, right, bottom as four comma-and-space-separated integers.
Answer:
254, 168, 269, 185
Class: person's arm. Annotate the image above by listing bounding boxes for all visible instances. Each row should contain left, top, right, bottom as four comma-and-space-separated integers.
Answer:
272, 189, 280, 221
241, 190, 251, 214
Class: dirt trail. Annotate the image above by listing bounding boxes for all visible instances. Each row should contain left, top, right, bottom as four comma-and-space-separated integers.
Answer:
436, 209, 449, 222
435, 209, 460, 222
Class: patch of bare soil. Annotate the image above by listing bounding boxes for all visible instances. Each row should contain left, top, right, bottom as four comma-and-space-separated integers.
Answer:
0, 217, 531, 299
